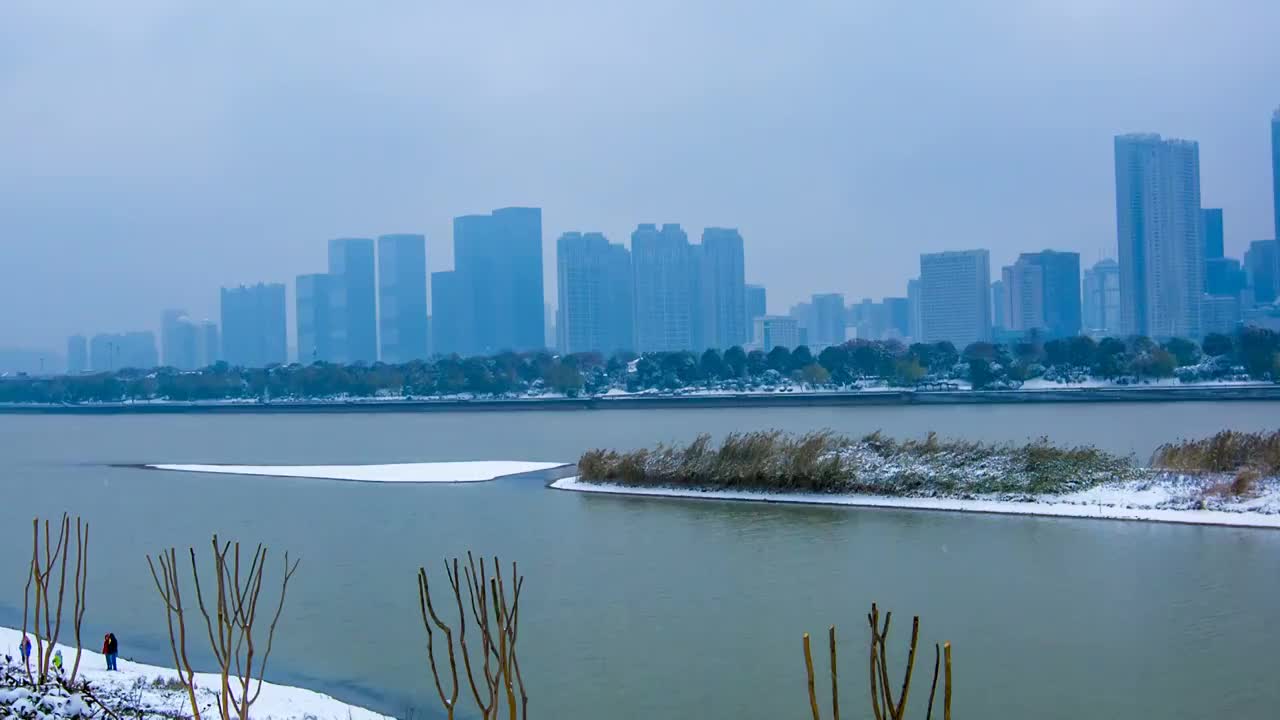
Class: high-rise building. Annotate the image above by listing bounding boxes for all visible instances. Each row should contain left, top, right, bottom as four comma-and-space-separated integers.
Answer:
753, 316, 800, 351
1202, 208, 1224, 261
1272, 107, 1279, 244
545, 303, 556, 351
1201, 295, 1241, 337
696, 228, 748, 350
328, 238, 378, 363
1000, 251, 1081, 338
296, 273, 335, 364
1114, 133, 1203, 338
1082, 259, 1122, 335
1244, 239, 1279, 305
66, 335, 87, 374
220, 283, 287, 369
1205, 258, 1248, 299
453, 208, 545, 354
788, 301, 815, 346
810, 293, 846, 347
990, 281, 1007, 332
745, 284, 767, 343
377, 233, 429, 363
632, 223, 695, 352
430, 271, 472, 356
556, 232, 635, 355
196, 320, 220, 366
883, 298, 910, 339
918, 250, 991, 348
1000, 262, 1041, 335
160, 309, 202, 370
89, 332, 158, 371
907, 278, 922, 341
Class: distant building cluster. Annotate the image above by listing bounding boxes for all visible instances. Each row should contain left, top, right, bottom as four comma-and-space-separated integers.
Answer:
34, 107, 1280, 376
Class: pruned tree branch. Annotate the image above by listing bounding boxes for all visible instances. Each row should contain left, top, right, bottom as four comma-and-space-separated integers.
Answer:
417, 553, 527, 720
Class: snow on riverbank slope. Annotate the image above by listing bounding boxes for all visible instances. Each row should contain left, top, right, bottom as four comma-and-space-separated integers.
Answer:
0, 627, 391, 720
551, 476, 1280, 528
147, 460, 567, 483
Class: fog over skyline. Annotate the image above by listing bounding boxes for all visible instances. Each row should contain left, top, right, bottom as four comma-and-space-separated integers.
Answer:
2, 0, 1278, 350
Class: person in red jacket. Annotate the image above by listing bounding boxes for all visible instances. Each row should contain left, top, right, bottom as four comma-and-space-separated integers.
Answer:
102, 632, 118, 671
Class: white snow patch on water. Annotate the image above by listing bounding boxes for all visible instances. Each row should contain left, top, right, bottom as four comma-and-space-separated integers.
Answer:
148, 461, 567, 483
551, 477, 1280, 529
0, 627, 391, 720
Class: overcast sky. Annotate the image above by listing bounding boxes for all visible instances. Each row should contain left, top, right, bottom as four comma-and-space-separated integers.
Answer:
2, 0, 1278, 351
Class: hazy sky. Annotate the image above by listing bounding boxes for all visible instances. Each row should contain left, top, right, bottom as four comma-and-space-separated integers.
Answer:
3, 0, 1278, 350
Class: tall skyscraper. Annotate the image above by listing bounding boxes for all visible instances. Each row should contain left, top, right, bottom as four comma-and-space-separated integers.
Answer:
632, 223, 695, 352
745, 284, 767, 343
328, 238, 378, 363
1082, 259, 1122, 335
66, 335, 87, 374
196, 320, 220, 366
810, 293, 846, 347
696, 228, 748, 350
453, 207, 545, 354
1205, 257, 1247, 298
919, 250, 991, 348
377, 233, 429, 363
160, 309, 202, 370
556, 232, 634, 355
1114, 133, 1203, 338
1202, 208, 1224, 260
990, 281, 1007, 332
883, 297, 911, 339
907, 278, 922, 341
296, 273, 335, 364
1000, 251, 1081, 338
220, 283, 287, 368
89, 332, 158, 371
1272, 107, 1279, 244
430, 271, 472, 356
1244, 239, 1279, 305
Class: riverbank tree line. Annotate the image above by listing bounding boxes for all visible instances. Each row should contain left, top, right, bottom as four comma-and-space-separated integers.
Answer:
2, 327, 1278, 403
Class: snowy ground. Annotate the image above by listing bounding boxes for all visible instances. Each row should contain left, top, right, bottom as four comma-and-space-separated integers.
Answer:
147, 460, 567, 483
551, 475, 1280, 529
0, 627, 391, 720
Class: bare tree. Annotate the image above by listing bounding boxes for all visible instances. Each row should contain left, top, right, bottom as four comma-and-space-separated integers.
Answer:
801, 603, 952, 720
23, 514, 90, 685
69, 517, 91, 682
416, 552, 526, 720
147, 548, 205, 720
147, 535, 300, 720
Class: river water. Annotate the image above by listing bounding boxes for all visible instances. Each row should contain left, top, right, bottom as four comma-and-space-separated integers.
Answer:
2, 402, 1279, 719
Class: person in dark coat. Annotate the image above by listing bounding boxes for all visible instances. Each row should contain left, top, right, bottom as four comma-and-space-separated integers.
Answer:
102, 632, 119, 671
19, 634, 32, 665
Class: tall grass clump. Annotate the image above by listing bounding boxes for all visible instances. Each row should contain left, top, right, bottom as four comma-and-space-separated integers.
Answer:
578, 429, 1133, 497
578, 431, 853, 493
1151, 429, 1280, 475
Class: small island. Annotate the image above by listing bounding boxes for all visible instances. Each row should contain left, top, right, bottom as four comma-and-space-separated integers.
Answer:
557, 429, 1280, 528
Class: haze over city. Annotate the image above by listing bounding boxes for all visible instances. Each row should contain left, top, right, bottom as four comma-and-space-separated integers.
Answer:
3, 0, 1279, 354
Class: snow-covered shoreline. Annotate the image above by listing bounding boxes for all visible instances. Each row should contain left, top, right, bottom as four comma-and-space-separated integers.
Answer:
146, 460, 568, 483
550, 476, 1280, 529
0, 627, 391, 720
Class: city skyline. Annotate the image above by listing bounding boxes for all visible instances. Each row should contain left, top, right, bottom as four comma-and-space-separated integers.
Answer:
4, 3, 1280, 351
8, 112, 1280, 358
4, 94, 1280, 368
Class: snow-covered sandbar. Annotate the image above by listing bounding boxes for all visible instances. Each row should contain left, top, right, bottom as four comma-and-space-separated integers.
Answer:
0, 627, 390, 720
551, 476, 1280, 529
147, 461, 568, 484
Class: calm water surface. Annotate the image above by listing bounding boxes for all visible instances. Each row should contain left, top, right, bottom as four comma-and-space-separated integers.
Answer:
2, 403, 1279, 719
